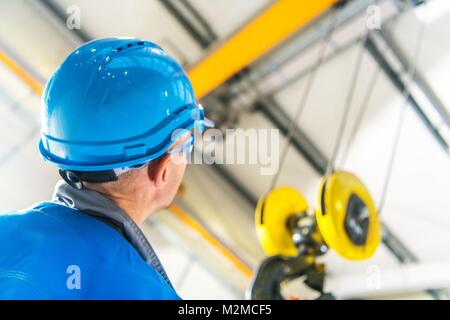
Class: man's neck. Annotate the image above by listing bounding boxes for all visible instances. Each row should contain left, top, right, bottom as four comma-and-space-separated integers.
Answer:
85, 185, 159, 226
109, 195, 154, 226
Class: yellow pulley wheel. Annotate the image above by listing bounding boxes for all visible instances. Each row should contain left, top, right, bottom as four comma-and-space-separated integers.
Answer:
315, 171, 381, 261
255, 186, 309, 257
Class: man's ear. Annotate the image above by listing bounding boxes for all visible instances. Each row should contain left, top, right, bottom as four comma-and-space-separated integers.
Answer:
147, 154, 172, 187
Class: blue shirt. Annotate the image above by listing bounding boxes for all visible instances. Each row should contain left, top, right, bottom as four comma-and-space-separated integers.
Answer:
0, 193, 180, 299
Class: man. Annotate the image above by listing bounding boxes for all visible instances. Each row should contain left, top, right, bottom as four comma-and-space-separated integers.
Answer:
0, 38, 212, 299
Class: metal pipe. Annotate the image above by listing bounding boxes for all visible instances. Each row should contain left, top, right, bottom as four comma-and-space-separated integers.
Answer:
327, 261, 450, 299
382, 224, 445, 299
246, 0, 392, 86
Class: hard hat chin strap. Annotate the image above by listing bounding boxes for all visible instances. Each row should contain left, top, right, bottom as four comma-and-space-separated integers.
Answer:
59, 170, 119, 190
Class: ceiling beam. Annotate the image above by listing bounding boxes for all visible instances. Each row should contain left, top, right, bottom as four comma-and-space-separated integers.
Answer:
256, 96, 328, 174
366, 35, 449, 154
377, 29, 450, 128
160, 0, 217, 49
38, 0, 91, 43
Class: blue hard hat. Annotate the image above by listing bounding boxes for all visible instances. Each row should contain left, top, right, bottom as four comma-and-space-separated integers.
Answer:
39, 38, 212, 173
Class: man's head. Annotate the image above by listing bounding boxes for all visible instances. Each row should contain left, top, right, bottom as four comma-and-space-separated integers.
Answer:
84, 132, 191, 224
39, 38, 212, 224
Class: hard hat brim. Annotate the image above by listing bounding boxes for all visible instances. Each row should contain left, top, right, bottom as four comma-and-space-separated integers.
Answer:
38, 104, 213, 171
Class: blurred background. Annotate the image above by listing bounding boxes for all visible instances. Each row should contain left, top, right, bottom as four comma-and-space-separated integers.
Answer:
0, 0, 449, 299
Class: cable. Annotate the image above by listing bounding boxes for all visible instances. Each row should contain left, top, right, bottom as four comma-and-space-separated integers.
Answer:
340, 66, 381, 168
326, 32, 371, 174
377, 6, 427, 213
268, 5, 342, 192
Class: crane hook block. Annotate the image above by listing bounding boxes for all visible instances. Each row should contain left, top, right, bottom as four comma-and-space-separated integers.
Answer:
315, 171, 381, 260
255, 186, 309, 257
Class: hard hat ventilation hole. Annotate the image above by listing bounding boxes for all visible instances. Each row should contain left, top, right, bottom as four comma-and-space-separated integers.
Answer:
115, 41, 146, 53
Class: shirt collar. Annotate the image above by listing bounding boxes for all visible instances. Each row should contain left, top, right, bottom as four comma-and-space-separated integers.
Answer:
52, 180, 173, 288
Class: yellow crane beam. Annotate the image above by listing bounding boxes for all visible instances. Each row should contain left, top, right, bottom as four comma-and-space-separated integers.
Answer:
0, 50, 43, 95
188, 0, 337, 98
169, 203, 253, 278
